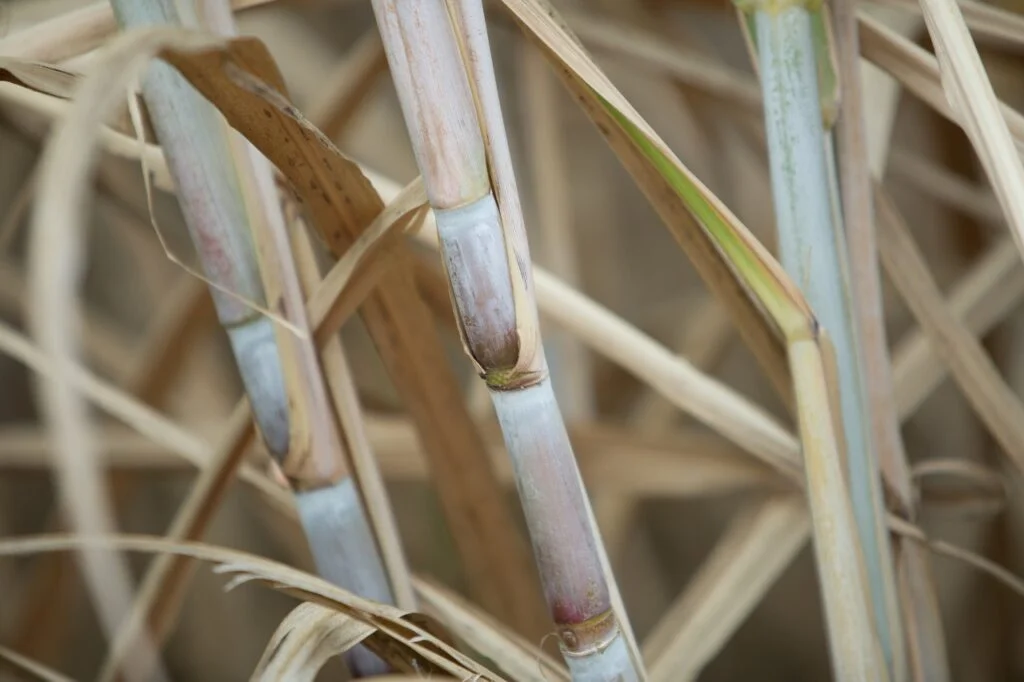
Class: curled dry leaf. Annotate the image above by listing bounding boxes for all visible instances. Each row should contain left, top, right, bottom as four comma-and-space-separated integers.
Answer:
0, 533, 505, 681
252, 602, 375, 682
414, 577, 569, 682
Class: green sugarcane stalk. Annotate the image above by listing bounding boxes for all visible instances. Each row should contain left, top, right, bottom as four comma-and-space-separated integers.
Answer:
369, 0, 640, 678
108, 0, 394, 676
741, 0, 898, 677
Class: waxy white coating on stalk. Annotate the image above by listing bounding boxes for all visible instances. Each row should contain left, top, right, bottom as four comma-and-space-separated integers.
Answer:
756, 6, 896, 676
296, 478, 394, 676
436, 195, 519, 373
564, 633, 637, 682
227, 316, 289, 456
490, 379, 640, 680
199, 7, 403, 673
106, 13, 397, 681
111, 0, 292, 459
114, 0, 262, 326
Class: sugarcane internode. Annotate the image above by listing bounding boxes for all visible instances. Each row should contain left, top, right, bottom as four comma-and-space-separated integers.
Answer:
434, 195, 544, 390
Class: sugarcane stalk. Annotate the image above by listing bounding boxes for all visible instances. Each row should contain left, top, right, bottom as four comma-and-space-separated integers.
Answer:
109, 0, 394, 676
748, 0, 894, 677
369, 0, 639, 678
830, 0, 946, 677
111, 0, 286, 453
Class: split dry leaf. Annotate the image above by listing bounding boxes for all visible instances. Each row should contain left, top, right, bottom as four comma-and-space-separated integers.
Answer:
0, 534, 505, 680
251, 602, 375, 682
306, 178, 428, 349
413, 577, 569, 682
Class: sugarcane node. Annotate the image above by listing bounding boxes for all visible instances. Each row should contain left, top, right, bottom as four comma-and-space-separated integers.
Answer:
557, 609, 618, 655
483, 365, 545, 390
281, 448, 348, 493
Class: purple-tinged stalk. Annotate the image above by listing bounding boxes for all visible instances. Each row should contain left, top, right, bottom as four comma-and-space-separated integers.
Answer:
108, 0, 394, 676
111, 0, 287, 457
369, 0, 639, 678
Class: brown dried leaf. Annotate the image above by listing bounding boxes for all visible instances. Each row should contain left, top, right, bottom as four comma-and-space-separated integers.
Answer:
252, 603, 375, 682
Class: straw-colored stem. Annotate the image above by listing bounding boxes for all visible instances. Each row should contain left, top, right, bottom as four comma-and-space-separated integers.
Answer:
789, 337, 886, 681
893, 235, 1022, 421
755, 4, 896, 672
